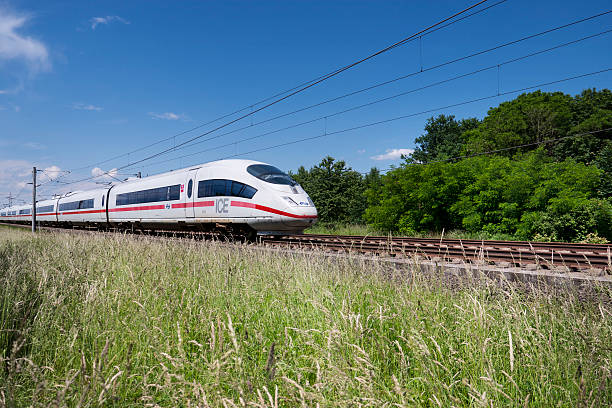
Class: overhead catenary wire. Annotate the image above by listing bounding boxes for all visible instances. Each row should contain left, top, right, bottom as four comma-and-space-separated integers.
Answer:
152, 11, 612, 157
43, 9, 612, 189
61, 0, 494, 185
20, 124, 610, 204
51, 16, 612, 186
212, 68, 611, 160
52, 67, 611, 188
63, 0, 508, 175
119, 31, 612, 171
52, 7, 612, 189
66, 8, 612, 181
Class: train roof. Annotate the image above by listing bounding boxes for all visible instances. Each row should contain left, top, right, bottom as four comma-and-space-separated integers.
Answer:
112, 159, 269, 186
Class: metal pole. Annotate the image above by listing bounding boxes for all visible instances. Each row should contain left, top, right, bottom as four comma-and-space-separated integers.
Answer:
32, 167, 36, 233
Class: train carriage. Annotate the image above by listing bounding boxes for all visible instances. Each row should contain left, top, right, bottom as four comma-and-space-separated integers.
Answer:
57, 189, 107, 225
108, 170, 188, 226
35, 198, 58, 223
0, 159, 318, 236
11, 204, 31, 224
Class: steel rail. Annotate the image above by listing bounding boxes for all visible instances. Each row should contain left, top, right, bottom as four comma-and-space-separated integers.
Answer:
261, 234, 612, 273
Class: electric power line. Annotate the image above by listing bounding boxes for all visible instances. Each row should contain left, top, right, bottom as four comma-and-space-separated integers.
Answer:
63, 0, 508, 176
165, 11, 612, 156
58, 1, 494, 185
118, 31, 612, 172
212, 68, 611, 161
53, 67, 611, 187
83, 8, 612, 175
46, 8, 612, 187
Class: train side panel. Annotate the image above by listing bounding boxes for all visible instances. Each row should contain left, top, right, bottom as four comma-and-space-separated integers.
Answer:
108, 174, 187, 224
36, 198, 58, 224
57, 189, 108, 225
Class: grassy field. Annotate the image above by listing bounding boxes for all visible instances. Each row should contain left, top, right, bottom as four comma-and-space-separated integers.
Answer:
1, 226, 611, 407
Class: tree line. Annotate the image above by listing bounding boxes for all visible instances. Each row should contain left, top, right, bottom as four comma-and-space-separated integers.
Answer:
291, 88, 612, 242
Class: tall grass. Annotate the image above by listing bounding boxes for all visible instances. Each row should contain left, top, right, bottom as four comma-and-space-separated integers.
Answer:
0, 226, 611, 406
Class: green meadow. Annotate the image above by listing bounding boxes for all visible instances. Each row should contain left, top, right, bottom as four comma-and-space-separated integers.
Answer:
1, 226, 610, 407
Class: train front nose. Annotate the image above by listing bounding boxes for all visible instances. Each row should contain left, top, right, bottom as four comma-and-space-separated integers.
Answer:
280, 194, 318, 229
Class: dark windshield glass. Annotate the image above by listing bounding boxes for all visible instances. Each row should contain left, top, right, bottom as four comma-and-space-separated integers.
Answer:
247, 164, 297, 186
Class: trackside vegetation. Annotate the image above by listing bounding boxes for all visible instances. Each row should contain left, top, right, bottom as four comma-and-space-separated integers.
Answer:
1, 227, 611, 406
294, 88, 612, 242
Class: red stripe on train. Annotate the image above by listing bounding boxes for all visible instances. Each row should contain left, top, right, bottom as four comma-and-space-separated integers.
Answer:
59, 209, 106, 215
171, 201, 214, 209
230, 201, 317, 219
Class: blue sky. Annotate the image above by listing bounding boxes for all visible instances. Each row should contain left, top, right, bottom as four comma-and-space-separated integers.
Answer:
1, 0, 611, 204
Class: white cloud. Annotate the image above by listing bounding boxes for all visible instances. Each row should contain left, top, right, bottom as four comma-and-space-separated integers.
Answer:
91, 167, 118, 180
40, 165, 62, 181
357, 149, 366, 154
370, 148, 414, 161
148, 112, 185, 120
0, 160, 61, 203
90, 16, 130, 30
0, 8, 49, 72
0, 161, 118, 206
72, 102, 103, 111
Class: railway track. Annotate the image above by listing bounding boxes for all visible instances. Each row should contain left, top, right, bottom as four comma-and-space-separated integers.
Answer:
260, 233, 612, 275
3, 223, 611, 275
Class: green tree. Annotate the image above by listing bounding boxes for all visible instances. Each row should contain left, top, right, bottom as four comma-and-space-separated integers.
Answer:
364, 149, 609, 241
463, 91, 573, 155
410, 114, 479, 163
291, 156, 367, 223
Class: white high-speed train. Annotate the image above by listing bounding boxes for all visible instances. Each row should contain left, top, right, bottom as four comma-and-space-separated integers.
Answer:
0, 159, 318, 237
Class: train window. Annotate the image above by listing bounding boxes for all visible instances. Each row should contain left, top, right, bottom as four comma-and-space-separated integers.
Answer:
240, 185, 257, 199
212, 179, 230, 196
197, 179, 257, 199
187, 180, 193, 198
59, 201, 76, 211
0, 212, 5, 216
37, 205, 54, 214
102, 196, 105, 207
247, 164, 297, 186
80, 199, 94, 209
116, 184, 181, 206
230, 181, 243, 196
59, 199, 94, 211
19, 209, 31, 215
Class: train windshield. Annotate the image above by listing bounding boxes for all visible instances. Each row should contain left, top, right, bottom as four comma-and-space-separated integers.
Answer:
247, 164, 297, 186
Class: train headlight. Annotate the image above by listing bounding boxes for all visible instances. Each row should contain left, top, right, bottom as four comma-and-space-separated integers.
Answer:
282, 196, 298, 207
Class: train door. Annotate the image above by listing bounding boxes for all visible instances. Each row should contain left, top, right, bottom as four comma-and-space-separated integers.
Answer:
184, 169, 198, 218
192, 168, 214, 220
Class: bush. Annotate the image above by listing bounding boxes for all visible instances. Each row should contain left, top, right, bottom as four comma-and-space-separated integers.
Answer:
518, 198, 612, 242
